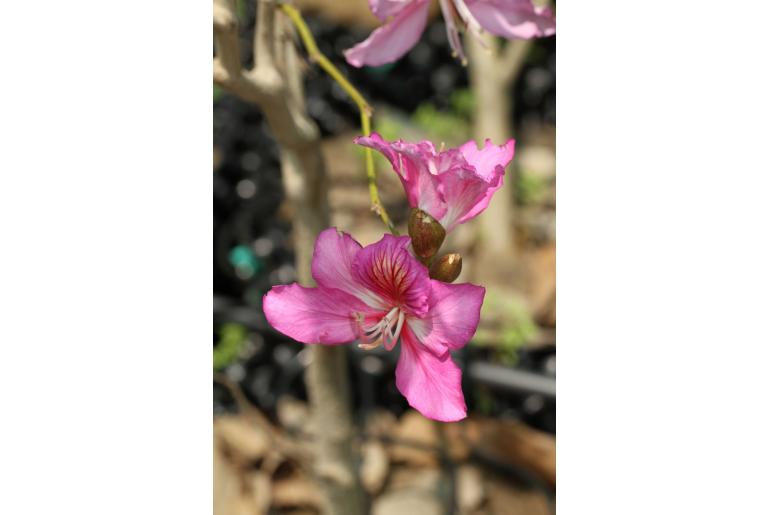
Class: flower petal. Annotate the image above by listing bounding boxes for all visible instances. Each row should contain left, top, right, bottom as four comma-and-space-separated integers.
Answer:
395, 328, 467, 422
458, 138, 515, 181
465, 0, 555, 40
369, 0, 412, 21
311, 228, 388, 310
354, 133, 447, 223
356, 135, 512, 232
352, 233, 431, 316
429, 138, 514, 230
344, 0, 431, 67
263, 284, 372, 344
408, 281, 485, 357
437, 165, 504, 231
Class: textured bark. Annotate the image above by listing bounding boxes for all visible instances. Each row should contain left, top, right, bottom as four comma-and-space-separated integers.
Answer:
467, 34, 532, 281
213, 2, 364, 514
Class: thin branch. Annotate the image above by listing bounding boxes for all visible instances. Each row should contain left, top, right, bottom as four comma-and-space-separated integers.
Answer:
255, 0, 277, 72
279, 4, 370, 113
499, 38, 533, 85
279, 2, 398, 235
499, 0, 552, 84
214, 0, 318, 147
213, 0, 242, 82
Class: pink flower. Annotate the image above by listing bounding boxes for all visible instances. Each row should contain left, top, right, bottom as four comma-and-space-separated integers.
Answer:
344, 0, 555, 67
354, 133, 515, 232
263, 228, 485, 422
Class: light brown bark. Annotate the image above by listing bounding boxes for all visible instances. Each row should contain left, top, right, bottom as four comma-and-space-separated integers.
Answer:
467, 34, 532, 281
213, 2, 364, 513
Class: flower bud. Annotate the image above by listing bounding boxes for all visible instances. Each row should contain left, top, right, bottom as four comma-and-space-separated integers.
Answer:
408, 208, 446, 260
429, 253, 462, 283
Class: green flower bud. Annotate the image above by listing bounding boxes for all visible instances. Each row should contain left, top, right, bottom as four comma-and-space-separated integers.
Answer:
429, 253, 462, 283
408, 208, 446, 260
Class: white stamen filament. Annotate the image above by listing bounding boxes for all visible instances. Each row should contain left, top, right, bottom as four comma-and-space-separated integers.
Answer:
357, 307, 406, 350
452, 0, 485, 41
438, 0, 467, 65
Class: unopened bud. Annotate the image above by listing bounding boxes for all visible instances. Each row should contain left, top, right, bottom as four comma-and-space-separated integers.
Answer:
408, 208, 446, 260
429, 253, 462, 283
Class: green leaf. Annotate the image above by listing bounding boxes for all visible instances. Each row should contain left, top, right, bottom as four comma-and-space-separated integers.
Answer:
214, 323, 248, 370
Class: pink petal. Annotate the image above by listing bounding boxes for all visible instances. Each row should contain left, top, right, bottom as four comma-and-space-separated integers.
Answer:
429, 138, 513, 230
344, 0, 431, 67
263, 284, 372, 344
369, 0, 412, 21
459, 138, 515, 181
311, 228, 388, 310
395, 328, 467, 422
408, 280, 485, 356
353, 133, 401, 175
436, 165, 504, 231
354, 133, 447, 222
352, 233, 431, 317
465, 0, 555, 40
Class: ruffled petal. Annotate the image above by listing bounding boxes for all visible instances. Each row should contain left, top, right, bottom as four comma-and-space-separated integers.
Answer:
395, 328, 467, 422
263, 284, 372, 344
311, 228, 388, 310
465, 0, 556, 40
407, 281, 485, 357
344, 0, 431, 67
356, 135, 512, 232
354, 133, 447, 222
458, 138, 515, 181
436, 165, 504, 231
352, 234, 431, 316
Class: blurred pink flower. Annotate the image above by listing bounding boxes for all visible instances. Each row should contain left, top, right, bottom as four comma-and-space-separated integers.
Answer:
263, 228, 485, 422
344, 0, 555, 67
355, 133, 515, 232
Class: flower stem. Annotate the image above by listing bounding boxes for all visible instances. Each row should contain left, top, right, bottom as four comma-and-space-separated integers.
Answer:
279, 3, 398, 235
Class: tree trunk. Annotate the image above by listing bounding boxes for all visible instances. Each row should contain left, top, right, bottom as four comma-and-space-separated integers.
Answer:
467, 33, 531, 283
468, 34, 515, 282
213, 2, 365, 513
280, 143, 365, 515
276, 22, 365, 515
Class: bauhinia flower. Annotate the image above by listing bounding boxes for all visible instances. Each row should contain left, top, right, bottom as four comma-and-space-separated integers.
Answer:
355, 132, 515, 232
263, 228, 485, 422
344, 0, 556, 67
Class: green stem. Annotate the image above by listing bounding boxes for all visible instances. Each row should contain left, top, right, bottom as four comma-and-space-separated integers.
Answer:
279, 3, 397, 235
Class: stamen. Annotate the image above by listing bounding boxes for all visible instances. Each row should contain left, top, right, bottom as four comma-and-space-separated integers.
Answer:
391, 311, 406, 345
438, 0, 467, 65
452, 0, 485, 41
356, 307, 405, 351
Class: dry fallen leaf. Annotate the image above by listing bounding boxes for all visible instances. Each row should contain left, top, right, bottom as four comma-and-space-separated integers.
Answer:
477, 420, 556, 489
372, 488, 443, 515
360, 440, 389, 495
214, 415, 270, 466
271, 472, 323, 509
388, 410, 439, 467
214, 433, 266, 515
456, 464, 485, 514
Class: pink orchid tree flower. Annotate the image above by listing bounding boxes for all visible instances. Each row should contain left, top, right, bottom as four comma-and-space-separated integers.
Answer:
354, 133, 515, 232
263, 228, 485, 422
344, 0, 555, 67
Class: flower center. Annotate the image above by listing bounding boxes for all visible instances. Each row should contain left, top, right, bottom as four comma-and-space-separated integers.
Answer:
357, 307, 405, 351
